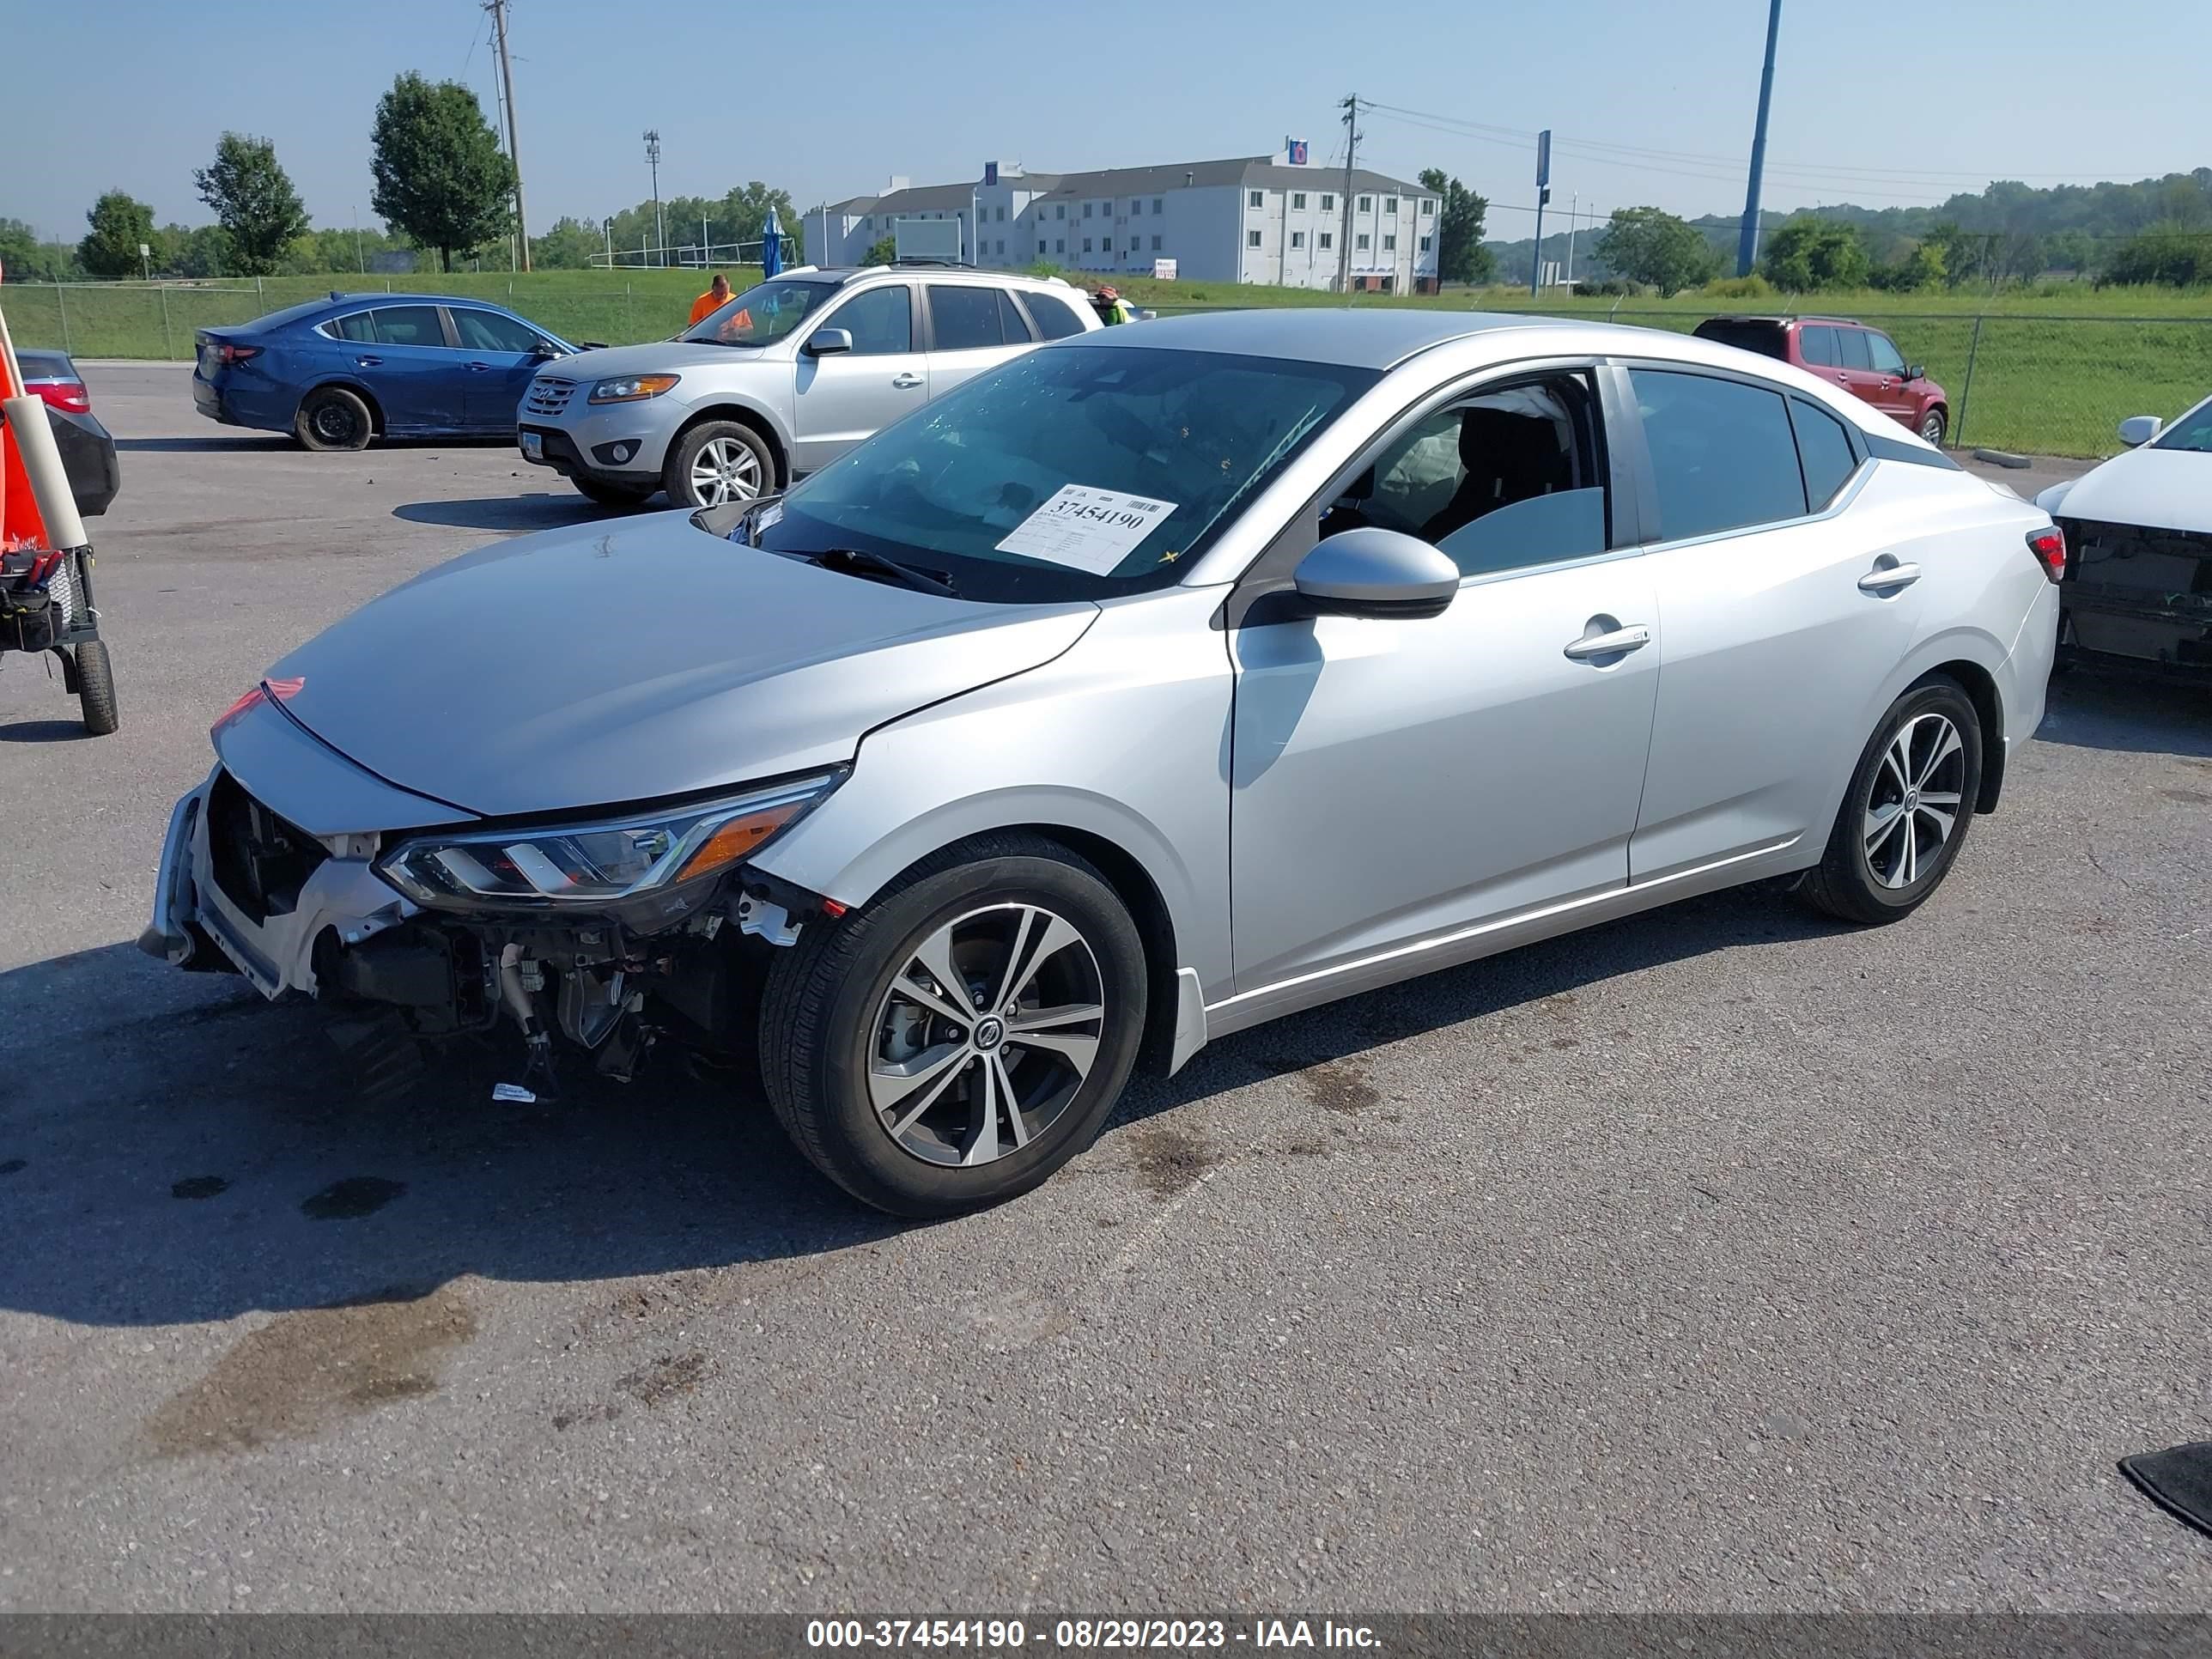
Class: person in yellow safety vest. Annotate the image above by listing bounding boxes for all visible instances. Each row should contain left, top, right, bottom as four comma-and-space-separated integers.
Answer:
1093, 285, 1133, 326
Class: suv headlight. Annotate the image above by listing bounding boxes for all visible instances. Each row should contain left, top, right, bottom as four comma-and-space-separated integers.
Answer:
376, 773, 836, 913
588, 374, 681, 404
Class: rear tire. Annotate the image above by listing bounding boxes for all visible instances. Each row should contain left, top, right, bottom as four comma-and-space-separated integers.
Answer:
759, 834, 1148, 1217
74, 639, 119, 736
1919, 407, 1947, 447
295, 386, 374, 452
664, 420, 772, 510
574, 477, 656, 507
1800, 677, 1981, 926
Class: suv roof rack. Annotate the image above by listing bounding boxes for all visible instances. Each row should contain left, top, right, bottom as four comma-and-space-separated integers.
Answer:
890, 255, 975, 269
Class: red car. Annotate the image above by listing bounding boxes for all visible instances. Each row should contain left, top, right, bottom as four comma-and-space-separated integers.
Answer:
1692, 315, 1950, 448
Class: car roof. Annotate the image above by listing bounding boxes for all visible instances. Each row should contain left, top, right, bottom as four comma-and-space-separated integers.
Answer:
1698, 314, 1865, 327
317, 291, 520, 310
1073, 307, 1578, 368
805, 264, 1075, 290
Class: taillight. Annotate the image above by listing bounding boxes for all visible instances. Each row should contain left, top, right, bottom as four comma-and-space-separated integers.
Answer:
29, 380, 91, 415
216, 343, 262, 367
2027, 526, 2066, 584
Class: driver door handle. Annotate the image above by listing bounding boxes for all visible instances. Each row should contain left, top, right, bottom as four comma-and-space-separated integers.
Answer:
466, 360, 492, 371
1563, 623, 1651, 660
890, 372, 923, 389
1857, 562, 1922, 593
355, 356, 383, 367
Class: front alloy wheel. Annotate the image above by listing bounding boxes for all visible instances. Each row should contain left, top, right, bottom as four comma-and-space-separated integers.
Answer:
759, 835, 1148, 1216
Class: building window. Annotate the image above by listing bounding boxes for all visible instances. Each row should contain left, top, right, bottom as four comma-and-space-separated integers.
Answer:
1291, 192, 1306, 210
1083, 237, 1092, 252
1385, 197, 1398, 214
1039, 240, 1048, 254
1055, 204, 1066, 220
1291, 230, 1305, 249
1055, 238, 1065, 252
1103, 236, 1113, 252
996, 206, 1006, 222
1130, 198, 1142, 216
1358, 196, 1372, 212
1247, 228, 1262, 248
1321, 194, 1334, 211
1151, 234, 1162, 250
1357, 233, 1370, 250
1382, 234, 1395, 251
1249, 190, 1264, 208
1421, 198, 1436, 216
1083, 202, 1093, 218
1318, 231, 1333, 250
1419, 235, 1432, 252
997, 239, 1006, 253
1152, 198, 1163, 213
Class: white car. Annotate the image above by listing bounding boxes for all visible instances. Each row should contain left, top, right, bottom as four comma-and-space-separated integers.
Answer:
2035, 398, 2212, 674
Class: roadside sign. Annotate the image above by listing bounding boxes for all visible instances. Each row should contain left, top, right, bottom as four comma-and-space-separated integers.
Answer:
1535, 131, 1552, 189
1153, 258, 1178, 280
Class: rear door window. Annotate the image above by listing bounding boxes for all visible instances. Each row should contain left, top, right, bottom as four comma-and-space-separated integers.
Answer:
372, 307, 450, 348
1631, 368, 1808, 540
328, 312, 378, 343
1018, 290, 1088, 340
994, 289, 1036, 343
1789, 397, 1859, 511
1836, 328, 1875, 371
927, 285, 1006, 350
1797, 326, 1838, 368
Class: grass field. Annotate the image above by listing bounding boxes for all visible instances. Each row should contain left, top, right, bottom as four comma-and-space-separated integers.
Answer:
9, 268, 2209, 456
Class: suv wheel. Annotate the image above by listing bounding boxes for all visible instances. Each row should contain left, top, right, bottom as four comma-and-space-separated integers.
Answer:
1919, 408, 1947, 447
759, 834, 1149, 1217
1800, 677, 1982, 925
665, 421, 772, 509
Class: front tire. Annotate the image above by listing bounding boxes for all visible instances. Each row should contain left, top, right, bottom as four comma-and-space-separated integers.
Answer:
1800, 677, 1982, 925
759, 835, 1149, 1217
295, 386, 374, 451
573, 476, 656, 507
664, 420, 772, 509
1919, 407, 1947, 447
74, 640, 119, 736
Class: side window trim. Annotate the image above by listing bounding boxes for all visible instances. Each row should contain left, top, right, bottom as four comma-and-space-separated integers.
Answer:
432, 307, 464, 349
1224, 355, 1621, 628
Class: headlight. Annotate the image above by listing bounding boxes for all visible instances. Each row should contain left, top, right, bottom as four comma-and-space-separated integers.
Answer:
588, 374, 681, 404
376, 773, 836, 912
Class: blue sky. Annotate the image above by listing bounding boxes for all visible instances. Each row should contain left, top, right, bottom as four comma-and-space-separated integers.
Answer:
11, 0, 2208, 243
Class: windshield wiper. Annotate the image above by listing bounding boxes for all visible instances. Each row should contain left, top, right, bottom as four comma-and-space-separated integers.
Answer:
798, 547, 960, 598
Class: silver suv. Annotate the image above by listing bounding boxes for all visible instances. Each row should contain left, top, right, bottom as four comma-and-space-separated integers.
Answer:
517, 265, 1100, 508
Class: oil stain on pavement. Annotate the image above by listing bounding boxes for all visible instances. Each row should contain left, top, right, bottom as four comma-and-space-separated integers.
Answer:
299, 1176, 406, 1219
1127, 1121, 1218, 1199
145, 1284, 477, 1456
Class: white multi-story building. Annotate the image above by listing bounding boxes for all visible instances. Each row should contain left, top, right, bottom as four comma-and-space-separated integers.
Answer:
804, 147, 1442, 294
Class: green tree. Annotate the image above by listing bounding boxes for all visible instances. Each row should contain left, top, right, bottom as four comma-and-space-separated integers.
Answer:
368, 72, 514, 272
1592, 206, 1715, 296
77, 190, 157, 277
531, 217, 606, 270
1871, 239, 1947, 292
0, 217, 72, 282
861, 234, 896, 266
1419, 168, 1493, 286
2101, 222, 2208, 286
1759, 216, 1870, 289
193, 132, 310, 276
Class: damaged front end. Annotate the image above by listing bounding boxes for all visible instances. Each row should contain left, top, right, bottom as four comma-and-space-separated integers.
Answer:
144, 697, 843, 1096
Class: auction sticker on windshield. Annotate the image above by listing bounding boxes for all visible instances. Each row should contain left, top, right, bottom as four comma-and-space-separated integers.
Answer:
995, 484, 1178, 574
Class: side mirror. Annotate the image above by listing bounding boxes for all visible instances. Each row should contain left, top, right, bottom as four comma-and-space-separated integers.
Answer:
1905, 364, 1926, 382
2118, 415, 2161, 447
803, 327, 853, 357
532, 340, 562, 359
1291, 527, 1459, 620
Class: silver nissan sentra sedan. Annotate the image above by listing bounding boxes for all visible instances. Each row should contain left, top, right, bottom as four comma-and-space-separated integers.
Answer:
145, 309, 2063, 1216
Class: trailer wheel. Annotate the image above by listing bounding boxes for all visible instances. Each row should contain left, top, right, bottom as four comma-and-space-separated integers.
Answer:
75, 640, 119, 736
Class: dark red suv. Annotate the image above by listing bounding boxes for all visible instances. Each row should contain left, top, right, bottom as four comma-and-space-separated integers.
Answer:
1692, 315, 1950, 447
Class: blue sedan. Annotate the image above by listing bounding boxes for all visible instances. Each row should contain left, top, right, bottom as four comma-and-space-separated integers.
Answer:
191, 293, 588, 450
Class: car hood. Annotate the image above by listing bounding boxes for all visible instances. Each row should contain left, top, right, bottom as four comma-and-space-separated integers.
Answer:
264, 514, 1097, 820
542, 339, 774, 382
2049, 446, 2212, 533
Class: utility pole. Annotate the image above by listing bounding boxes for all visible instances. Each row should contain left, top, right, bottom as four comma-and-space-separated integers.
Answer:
1736, 0, 1784, 276
486, 0, 531, 270
643, 130, 664, 267
1565, 193, 1577, 284
1335, 94, 1359, 295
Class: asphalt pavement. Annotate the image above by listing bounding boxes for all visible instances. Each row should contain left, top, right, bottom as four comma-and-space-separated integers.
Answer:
2, 362, 2209, 1613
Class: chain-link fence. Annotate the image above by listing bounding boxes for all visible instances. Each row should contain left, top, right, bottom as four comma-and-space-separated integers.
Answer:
12, 279, 2208, 459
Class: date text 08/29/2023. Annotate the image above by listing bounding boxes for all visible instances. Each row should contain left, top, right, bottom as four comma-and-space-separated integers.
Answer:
805, 1619, 1382, 1650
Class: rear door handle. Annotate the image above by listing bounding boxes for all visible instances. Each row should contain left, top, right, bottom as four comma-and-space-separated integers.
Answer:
1563, 623, 1652, 661
466, 361, 492, 371
890, 372, 923, 389
1857, 562, 1921, 593
356, 356, 383, 367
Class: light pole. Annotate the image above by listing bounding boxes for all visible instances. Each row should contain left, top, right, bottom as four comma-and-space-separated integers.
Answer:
1736, 0, 1784, 277
642, 130, 664, 267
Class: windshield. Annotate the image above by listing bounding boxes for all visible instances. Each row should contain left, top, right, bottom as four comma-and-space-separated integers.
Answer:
758, 343, 1377, 602
680, 278, 836, 345
2151, 397, 2212, 453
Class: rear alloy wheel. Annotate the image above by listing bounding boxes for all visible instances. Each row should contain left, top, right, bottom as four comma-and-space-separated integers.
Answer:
665, 421, 771, 509
1800, 677, 1982, 925
295, 386, 374, 451
1919, 408, 1947, 447
759, 836, 1148, 1216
